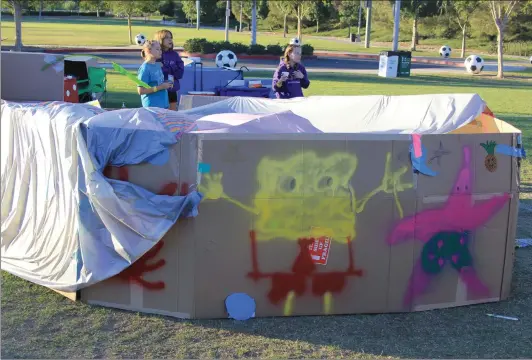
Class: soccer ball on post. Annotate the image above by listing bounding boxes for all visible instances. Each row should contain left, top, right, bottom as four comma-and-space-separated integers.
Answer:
464, 55, 485, 74
439, 45, 451, 58
215, 50, 238, 68
289, 37, 301, 46
135, 34, 146, 46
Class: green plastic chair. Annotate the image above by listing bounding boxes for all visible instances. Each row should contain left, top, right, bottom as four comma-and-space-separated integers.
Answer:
78, 67, 107, 104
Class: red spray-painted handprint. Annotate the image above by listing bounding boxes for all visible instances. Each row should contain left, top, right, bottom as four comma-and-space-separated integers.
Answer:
104, 165, 188, 290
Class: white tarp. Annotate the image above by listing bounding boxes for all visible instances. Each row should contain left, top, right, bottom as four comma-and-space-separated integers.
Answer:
184, 94, 488, 134
1, 101, 202, 292
1, 94, 488, 292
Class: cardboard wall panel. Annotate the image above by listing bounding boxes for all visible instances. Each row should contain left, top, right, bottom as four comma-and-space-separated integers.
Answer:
80, 131, 519, 319
1, 51, 64, 102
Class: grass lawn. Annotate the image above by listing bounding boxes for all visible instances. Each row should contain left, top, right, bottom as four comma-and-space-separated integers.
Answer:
2, 69, 532, 359
0, 17, 391, 53
0, 16, 510, 59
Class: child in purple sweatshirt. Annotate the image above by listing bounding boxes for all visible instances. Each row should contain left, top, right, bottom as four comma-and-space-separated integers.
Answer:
272, 44, 310, 99
154, 29, 185, 111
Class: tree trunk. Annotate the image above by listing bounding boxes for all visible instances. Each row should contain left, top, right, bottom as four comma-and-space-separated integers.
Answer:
411, 15, 418, 51
316, 17, 319, 33
14, 1, 23, 51
39, 0, 43, 20
128, 15, 133, 45
283, 14, 287, 38
296, 5, 301, 40
357, 3, 362, 35
96, 8, 100, 17
461, 25, 466, 58
239, 2, 243, 32
251, 0, 257, 44
496, 25, 504, 79
348, 24, 351, 38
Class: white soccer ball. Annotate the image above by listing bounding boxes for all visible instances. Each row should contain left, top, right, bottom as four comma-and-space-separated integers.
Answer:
529, 55, 532, 64
135, 33, 146, 46
289, 37, 301, 46
439, 45, 451, 58
464, 55, 485, 74
215, 50, 238, 68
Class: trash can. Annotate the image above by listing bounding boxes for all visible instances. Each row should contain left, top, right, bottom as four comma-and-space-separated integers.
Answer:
350, 33, 361, 42
378, 51, 399, 78
397, 51, 412, 77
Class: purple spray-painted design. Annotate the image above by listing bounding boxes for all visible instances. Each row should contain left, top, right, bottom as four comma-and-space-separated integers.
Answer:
387, 145, 510, 306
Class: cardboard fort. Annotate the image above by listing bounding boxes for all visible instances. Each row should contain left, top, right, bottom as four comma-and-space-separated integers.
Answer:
1, 93, 523, 320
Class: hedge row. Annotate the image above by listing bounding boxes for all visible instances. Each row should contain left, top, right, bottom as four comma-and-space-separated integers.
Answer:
183, 38, 314, 56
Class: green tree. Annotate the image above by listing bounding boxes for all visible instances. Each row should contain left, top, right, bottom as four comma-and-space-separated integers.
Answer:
138, 0, 160, 21
106, 1, 146, 44
337, 0, 360, 37
271, 0, 292, 37
441, 0, 480, 58
181, 0, 198, 24
63, 0, 77, 11
79, 0, 107, 17
158, 0, 176, 17
258, 0, 269, 19
231, 0, 253, 30
309, 0, 332, 33
285, 0, 312, 40
396, 0, 440, 51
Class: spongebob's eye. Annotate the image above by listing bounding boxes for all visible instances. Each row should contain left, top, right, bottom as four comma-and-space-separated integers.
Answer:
318, 176, 333, 189
280, 176, 297, 192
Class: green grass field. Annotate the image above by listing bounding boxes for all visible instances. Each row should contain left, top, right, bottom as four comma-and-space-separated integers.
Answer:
2, 69, 532, 358
0, 17, 390, 53
3, 16, 523, 60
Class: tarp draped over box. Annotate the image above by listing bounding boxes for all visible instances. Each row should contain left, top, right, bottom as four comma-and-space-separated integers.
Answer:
1, 94, 522, 319
183, 94, 488, 134
0, 101, 202, 292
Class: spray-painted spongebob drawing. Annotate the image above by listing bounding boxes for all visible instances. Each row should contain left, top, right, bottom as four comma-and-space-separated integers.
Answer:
200, 151, 413, 315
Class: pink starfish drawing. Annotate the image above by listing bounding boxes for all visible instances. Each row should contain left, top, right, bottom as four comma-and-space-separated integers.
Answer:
387, 145, 510, 306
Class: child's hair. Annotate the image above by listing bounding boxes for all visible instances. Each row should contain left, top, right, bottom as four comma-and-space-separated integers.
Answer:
154, 29, 173, 51
141, 40, 157, 60
283, 44, 299, 65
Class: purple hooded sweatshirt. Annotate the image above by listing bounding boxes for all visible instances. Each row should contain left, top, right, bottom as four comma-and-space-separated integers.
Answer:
157, 50, 185, 93
272, 60, 310, 99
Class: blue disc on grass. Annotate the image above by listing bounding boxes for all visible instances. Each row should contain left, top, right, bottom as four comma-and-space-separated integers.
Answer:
225, 293, 256, 321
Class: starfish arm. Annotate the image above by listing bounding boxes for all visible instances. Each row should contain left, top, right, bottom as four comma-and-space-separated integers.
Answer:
459, 267, 490, 297
403, 258, 433, 307
387, 208, 445, 245
387, 215, 416, 245
459, 194, 510, 230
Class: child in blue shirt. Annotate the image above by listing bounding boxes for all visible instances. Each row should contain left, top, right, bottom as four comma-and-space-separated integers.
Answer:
137, 40, 172, 109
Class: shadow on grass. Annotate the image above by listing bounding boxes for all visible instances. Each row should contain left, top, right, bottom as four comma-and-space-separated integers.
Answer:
102, 91, 141, 109
253, 71, 532, 90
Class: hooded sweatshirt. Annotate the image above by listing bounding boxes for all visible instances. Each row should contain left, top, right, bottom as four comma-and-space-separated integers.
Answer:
272, 59, 310, 99
157, 49, 185, 93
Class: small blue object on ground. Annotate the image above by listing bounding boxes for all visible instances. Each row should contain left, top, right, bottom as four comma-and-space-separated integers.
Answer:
225, 293, 256, 321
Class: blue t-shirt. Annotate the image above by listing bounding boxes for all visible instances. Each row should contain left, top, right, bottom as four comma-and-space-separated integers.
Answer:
137, 61, 169, 109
